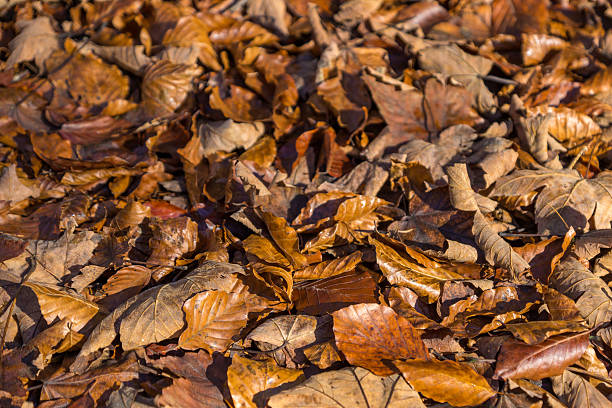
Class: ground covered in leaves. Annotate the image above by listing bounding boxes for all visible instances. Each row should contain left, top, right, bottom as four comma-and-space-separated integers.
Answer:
2, 0, 612, 407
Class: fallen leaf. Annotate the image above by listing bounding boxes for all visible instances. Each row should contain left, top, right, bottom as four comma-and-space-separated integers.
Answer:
178, 290, 249, 353
292, 270, 378, 315
245, 315, 327, 368
25, 282, 102, 332
227, 355, 302, 408
370, 233, 463, 302
552, 369, 612, 408
550, 254, 612, 329
72, 262, 250, 366
332, 303, 429, 375
268, 366, 425, 408
494, 331, 589, 380
6, 17, 59, 71
472, 210, 530, 278
394, 358, 496, 406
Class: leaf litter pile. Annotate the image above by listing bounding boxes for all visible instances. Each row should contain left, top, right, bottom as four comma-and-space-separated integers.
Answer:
3, 0, 612, 407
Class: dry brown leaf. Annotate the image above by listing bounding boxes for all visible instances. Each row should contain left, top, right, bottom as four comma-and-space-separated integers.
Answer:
268, 366, 425, 408
332, 303, 429, 375
370, 233, 463, 302
46, 51, 129, 107
295, 252, 362, 280
395, 358, 496, 406
0, 164, 37, 205
72, 262, 250, 368
446, 163, 497, 212
194, 119, 264, 156
335, 0, 383, 26
247, 0, 289, 36
552, 369, 612, 408
157, 377, 225, 408
494, 331, 590, 380
505, 321, 588, 345
292, 269, 378, 315
41, 357, 139, 401
261, 211, 308, 269
472, 211, 530, 278
24, 282, 101, 332
141, 60, 202, 117
491, 169, 612, 234
162, 15, 220, 70
522, 34, 567, 66
227, 355, 302, 408
245, 315, 328, 368
178, 290, 249, 353
418, 44, 495, 112
148, 217, 198, 280
7, 17, 59, 71
550, 254, 612, 329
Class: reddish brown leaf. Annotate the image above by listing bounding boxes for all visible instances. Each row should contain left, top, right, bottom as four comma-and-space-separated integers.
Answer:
494, 331, 590, 380
332, 303, 429, 375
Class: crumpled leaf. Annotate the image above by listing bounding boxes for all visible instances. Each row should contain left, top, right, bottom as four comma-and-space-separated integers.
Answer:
6, 17, 59, 71
552, 369, 612, 408
505, 320, 588, 345
472, 210, 530, 278
446, 163, 496, 212
364, 74, 479, 142
418, 44, 495, 112
370, 233, 463, 302
245, 314, 328, 368
550, 254, 612, 329
193, 119, 265, 156
147, 217, 198, 280
490, 168, 612, 234
46, 51, 130, 107
41, 356, 139, 401
0, 164, 37, 204
247, 0, 289, 36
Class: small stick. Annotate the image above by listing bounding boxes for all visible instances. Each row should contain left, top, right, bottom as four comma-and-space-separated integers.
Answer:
567, 146, 588, 170
481, 75, 519, 85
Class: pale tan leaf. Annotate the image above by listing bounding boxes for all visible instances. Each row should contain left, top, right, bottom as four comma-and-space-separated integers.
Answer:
446, 163, 496, 212
268, 366, 425, 408
472, 211, 530, 278
24, 282, 101, 332
7, 17, 59, 70
552, 369, 612, 408
72, 262, 248, 367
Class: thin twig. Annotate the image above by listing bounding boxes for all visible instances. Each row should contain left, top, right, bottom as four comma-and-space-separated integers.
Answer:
567, 146, 588, 170
481, 75, 518, 85
498, 232, 556, 238
229, 339, 289, 355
